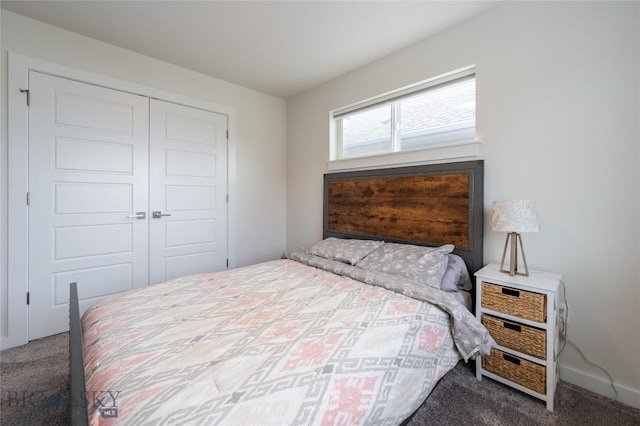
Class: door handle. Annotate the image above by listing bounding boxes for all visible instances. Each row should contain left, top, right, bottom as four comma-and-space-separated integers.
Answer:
152, 211, 172, 219
127, 212, 146, 219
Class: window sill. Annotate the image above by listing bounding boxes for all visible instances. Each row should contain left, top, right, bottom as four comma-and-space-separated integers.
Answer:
327, 140, 480, 172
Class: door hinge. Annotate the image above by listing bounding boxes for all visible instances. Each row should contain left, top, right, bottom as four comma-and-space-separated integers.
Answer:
26, 292, 30, 305
226, 194, 229, 204
20, 89, 30, 106
226, 130, 229, 140
26, 192, 30, 206
226, 259, 229, 268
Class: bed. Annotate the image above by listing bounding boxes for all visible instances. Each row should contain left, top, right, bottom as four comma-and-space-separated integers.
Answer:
69, 160, 493, 425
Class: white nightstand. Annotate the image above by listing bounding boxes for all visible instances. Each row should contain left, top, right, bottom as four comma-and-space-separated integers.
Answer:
475, 264, 561, 411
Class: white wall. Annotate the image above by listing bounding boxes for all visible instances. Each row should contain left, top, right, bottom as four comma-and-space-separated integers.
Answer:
287, 1, 640, 407
1, 11, 287, 338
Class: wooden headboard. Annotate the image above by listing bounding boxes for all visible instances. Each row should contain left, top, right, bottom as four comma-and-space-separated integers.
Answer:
323, 160, 484, 274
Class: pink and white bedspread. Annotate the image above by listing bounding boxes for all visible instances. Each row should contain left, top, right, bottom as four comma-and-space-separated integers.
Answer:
82, 258, 485, 425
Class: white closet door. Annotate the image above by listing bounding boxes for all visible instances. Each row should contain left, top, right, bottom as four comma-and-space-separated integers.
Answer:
149, 99, 228, 284
28, 71, 150, 340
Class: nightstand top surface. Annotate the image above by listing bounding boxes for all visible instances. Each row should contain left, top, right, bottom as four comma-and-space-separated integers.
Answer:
475, 264, 561, 292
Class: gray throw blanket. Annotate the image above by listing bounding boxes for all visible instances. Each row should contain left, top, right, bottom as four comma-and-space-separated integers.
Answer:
284, 251, 496, 361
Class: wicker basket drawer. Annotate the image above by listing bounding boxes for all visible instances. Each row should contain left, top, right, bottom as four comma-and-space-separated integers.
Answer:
482, 348, 546, 394
482, 314, 546, 359
481, 282, 546, 322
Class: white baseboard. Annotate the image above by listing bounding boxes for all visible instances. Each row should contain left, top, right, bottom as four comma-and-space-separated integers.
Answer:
0, 335, 26, 351
559, 364, 640, 410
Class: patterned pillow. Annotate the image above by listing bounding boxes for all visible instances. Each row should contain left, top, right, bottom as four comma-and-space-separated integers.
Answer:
309, 237, 385, 265
356, 243, 454, 288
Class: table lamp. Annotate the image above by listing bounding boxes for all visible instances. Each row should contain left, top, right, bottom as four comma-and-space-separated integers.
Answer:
491, 200, 539, 276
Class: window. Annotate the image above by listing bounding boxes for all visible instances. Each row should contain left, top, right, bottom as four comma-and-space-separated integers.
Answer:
334, 67, 476, 160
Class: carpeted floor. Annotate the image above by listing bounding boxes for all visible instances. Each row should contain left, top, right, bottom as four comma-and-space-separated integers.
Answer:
1, 333, 70, 425
1, 333, 639, 425
407, 360, 640, 426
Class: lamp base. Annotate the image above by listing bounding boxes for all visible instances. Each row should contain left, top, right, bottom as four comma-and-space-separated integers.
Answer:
499, 232, 530, 277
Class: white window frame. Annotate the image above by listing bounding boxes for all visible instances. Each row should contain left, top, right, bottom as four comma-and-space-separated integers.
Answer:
329, 66, 479, 171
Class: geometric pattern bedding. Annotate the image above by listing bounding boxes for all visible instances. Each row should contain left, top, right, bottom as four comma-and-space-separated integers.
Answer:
82, 259, 463, 425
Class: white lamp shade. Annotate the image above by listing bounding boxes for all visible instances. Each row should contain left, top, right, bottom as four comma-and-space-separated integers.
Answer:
491, 200, 540, 233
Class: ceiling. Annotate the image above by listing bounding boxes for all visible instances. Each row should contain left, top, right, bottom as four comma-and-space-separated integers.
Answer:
1, 1, 499, 99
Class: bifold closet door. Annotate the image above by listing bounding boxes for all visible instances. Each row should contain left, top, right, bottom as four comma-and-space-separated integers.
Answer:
148, 99, 228, 285
26, 73, 228, 340
28, 71, 150, 340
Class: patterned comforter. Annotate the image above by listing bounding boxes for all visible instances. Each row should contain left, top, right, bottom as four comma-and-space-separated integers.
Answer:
82, 256, 492, 425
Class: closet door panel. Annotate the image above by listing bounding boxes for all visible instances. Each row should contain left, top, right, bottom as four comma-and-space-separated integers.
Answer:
27, 71, 149, 340
149, 100, 228, 284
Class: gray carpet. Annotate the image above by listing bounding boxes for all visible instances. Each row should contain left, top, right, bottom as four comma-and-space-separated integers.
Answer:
1, 333, 639, 425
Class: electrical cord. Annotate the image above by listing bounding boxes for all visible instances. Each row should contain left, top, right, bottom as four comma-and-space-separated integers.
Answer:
555, 279, 619, 400
557, 279, 568, 357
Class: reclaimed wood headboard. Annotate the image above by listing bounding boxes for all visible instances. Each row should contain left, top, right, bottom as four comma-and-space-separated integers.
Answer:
323, 160, 484, 274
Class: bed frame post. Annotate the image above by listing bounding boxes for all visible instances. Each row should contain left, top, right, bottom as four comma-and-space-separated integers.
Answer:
69, 282, 89, 426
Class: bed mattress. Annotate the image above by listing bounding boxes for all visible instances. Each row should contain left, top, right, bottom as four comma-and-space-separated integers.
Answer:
81, 257, 488, 425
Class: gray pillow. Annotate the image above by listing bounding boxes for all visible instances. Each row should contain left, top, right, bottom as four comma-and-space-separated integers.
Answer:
440, 254, 473, 292
356, 243, 454, 288
309, 237, 384, 265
